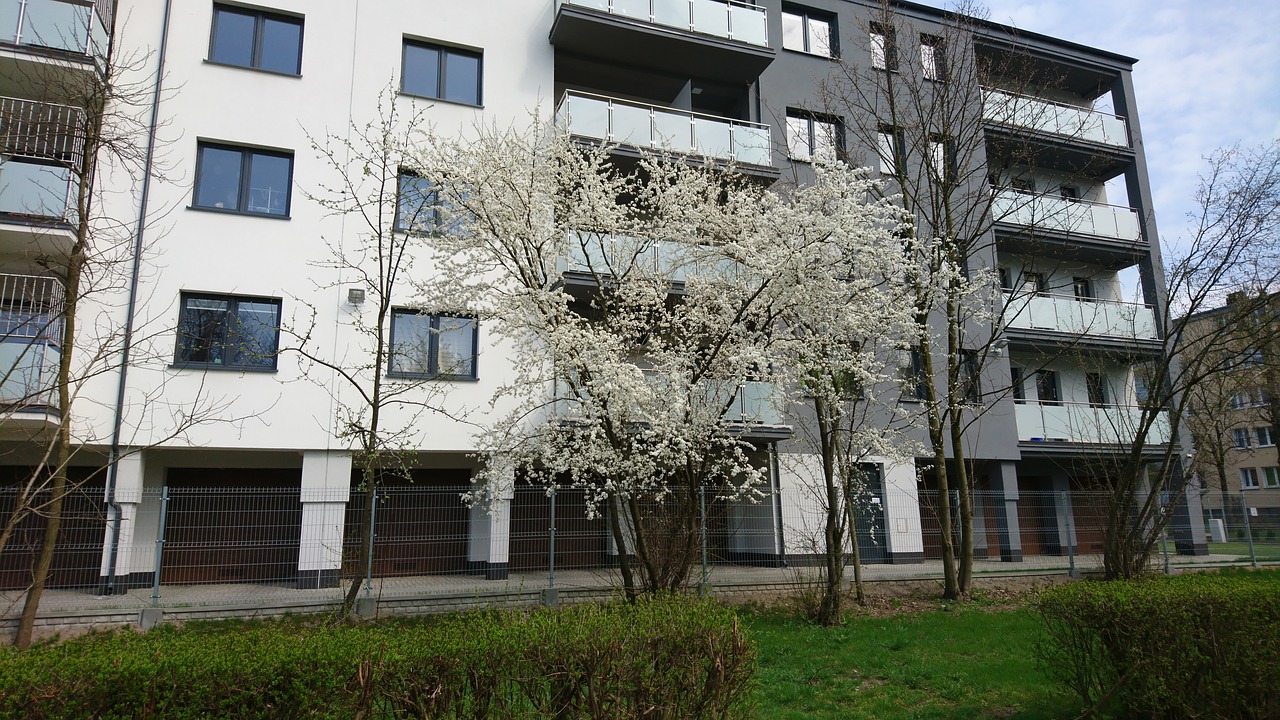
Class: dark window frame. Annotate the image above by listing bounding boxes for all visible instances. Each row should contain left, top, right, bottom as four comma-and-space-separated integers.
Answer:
919, 33, 945, 81
387, 309, 480, 381
400, 39, 484, 107
869, 21, 897, 70
208, 3, 304, 76
1085, 372, 1107, 407
785, 109, 843, 163
877, 124, 906, 175
173, 291, 282, 371
394, 171, 441, 234
781, 5, 838, 57
1036, 370, 1060, 404
192, 141, 294, 218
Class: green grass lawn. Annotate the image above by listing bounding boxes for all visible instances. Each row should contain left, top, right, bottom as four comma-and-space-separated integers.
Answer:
1207, 541, 1280, 560
748, 601, 1076, 720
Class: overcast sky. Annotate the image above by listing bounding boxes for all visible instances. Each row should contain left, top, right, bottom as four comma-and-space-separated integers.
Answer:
916, 0, 1280, 253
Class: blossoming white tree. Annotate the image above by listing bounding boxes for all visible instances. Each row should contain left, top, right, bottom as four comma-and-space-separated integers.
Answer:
411, 123, 916, 598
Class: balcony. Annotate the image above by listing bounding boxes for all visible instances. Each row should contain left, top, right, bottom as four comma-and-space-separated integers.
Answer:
558, 91, 774, 171
560, 230, 743, 286
555, 376, 788, 434
982, 88, 1129, 148
1015, 402, 1170, 447
0, 0, 110, 60
0, 95, 83, 255
551, 0, 773, 84
0, 273, 63, 424
1004, 292, 1158, 347
991, 188, 1141, 244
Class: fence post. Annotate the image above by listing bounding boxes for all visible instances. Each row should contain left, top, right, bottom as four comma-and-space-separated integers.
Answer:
365, 486, 378, 598
548, 488, 556, 592
699, 485, 708, 595
1240, 491, 1259, 569
1062, 490, 1075, 578
150, 486, 169, 608
952, 489, 962, 546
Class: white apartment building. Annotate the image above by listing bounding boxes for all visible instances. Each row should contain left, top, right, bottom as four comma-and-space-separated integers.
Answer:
0, 0, 1205, 598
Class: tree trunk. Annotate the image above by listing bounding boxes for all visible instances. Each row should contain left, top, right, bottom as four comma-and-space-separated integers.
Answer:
815, 399, 844, 626
609, 493, 638, 600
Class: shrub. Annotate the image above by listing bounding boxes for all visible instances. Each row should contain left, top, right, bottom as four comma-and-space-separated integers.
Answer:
0, 594, 755, 719
1034, 570, 1280, 719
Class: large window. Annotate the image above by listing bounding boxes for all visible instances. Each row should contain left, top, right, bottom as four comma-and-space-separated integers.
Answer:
402, 40, 483, 106
395, 172, 439, 234
1265, 467, 1280, 489
781, 7, 835, 57
1256, 426, 1276, 447
193, 143, 293, 217
869, 21, 896, 70
389, 311, 478, 380
1240, 467, 1260, 490
1233, 428, 1252, 449
920, 34, 944, 81
785, 111, 840, 163
876, 126, 904, 174
175, 293, 281, 370
209, 4, 303, 75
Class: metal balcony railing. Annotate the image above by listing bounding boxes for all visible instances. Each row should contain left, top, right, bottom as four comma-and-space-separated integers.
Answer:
1003, 291, 1158, 341
557, 90, 774, 168
0, 273, 63, 409
561, 230, 744, 284
1015, 401, 1170, 446
991, 187, 1141, 243
0, 96, 84, 223
558, 0, 769, 47
981, 87, 1130, 149
0, 0, 110, 57
554, 375, 785, 427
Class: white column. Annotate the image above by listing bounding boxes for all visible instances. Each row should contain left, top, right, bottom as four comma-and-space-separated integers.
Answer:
468, 466, 513, 579
882, 459, 925, 563
298, 451, 351, 589
98, 451, 148, 594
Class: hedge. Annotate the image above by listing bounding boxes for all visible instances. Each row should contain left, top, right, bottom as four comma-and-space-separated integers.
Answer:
0, 594, 755, 719
1034, 570, 1280, 719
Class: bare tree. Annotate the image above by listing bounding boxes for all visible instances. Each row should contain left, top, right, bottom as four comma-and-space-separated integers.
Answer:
1092, 141, 1280, 578
280, 87, 459, 614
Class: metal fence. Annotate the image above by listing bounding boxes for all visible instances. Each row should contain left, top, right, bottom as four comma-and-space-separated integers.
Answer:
0, 482, 1271, 618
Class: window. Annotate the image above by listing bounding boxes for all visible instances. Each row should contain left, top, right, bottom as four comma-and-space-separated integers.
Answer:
1256, 426, 1276, 447
927, 137, 953, 183
1036, 370, 1059, 404
389, 310, 478, 380
1010, 366, 1025, 402
395, 172, 439, 233
781, 8, 835, 57
1241, 349, 1264, 367
1010, 177, 1036, 193
209, 4, 303, 75
876, 126, 904, 174
1086, 372, 1107, 407
175, 293, 281, 370
1233, 428, 1252, 449
1059, 185, 1081, 201
786, 111, 840, 163
958, 349, 980, 403
1022, 271, 1047, 295
193, 143, 292, 217
901, 347, 928, 400
1073, 277, 1094, 301
869, 21, 895, 70
920, 34, 944, 80
402, 39, 482, 106
999, 267, 1013, 290
1264, 467, 1280, 488
1240, 467, 1260, 490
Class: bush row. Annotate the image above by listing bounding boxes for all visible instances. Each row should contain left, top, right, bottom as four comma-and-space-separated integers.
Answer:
0, 594, 755, 719
1034, 570, 1280, 719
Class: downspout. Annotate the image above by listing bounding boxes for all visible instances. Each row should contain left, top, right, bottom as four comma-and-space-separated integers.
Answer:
102, 0, 174, 594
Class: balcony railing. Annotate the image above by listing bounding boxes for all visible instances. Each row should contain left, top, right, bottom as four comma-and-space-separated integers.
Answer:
0, 96, 83, 224
0, 0, 110, 58
558, 0, 769, 48
0, 273, 63, 410
555, 375, 785, 427
1004, 292, 1157, 341
1016, 401, 1170, 446
562, 230, 743, 284
558, 91, 774, 168
982, 87, 1130, 149
991, 188, 1141, 243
